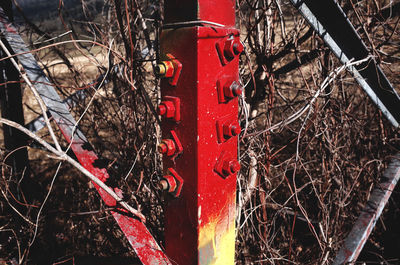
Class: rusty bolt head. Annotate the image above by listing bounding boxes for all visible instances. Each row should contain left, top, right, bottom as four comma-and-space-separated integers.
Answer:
223, 39, 236, 60
233, 40, 244, 55
224, 39, 243, 60
165, 168, 183, 197
160, 175, 177, 193
158, 104, 167, 116
223, 122, 241, 138
230, 124, 241, 136
231, 160, 241, 173
156, 61, 174, 78
158, 142, 168, 154
155, 63, 166, 75
222, 160, 241, 176
231, 81, 243, 97
158, 179, 169, 190
224, 81, 243, 99
158, 139, 176, 156
158, 101, 176, 118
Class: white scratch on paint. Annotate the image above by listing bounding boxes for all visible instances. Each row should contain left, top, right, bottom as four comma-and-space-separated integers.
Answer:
198, 205, 202, 225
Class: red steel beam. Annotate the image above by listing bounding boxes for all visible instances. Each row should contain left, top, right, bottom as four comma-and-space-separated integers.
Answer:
159, 1, 241, 264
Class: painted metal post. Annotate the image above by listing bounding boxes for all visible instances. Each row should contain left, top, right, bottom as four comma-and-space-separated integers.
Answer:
159, 1, 241, 264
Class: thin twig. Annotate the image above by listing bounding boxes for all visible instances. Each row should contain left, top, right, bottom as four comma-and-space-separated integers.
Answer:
0, 117, 146, 222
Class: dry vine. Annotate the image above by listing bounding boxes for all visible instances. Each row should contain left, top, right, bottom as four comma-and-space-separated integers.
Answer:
0, 0, 399, 264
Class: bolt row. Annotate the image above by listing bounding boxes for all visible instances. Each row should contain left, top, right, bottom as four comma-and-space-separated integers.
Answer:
214, 36, 243, 178
157, 36, 244, 193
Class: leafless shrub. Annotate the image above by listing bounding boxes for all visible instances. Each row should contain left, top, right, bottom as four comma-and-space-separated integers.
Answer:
236, 0, 400, 264
0, 0, 399, 264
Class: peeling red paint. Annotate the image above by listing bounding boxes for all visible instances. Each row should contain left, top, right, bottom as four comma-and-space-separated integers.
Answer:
57, 126, 171, 264
0, 16, 17, 34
